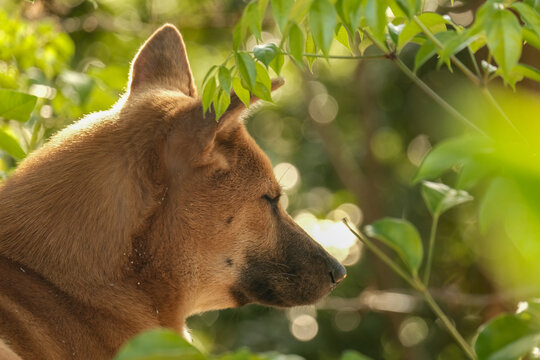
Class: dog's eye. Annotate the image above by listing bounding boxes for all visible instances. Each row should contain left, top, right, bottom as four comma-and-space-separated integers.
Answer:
262, 194, 281, 205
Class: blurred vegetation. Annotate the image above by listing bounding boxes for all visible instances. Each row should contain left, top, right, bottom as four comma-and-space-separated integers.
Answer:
4, 0, 540, 359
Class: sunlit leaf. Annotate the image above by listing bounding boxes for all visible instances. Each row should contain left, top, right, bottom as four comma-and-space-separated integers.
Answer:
235, 52, 257, 89
364, 0, 388, 45
413, 136, 494, 183
114, 328, 205, 360
513, 2, 540, 40
0, 89, 37, 122
336, 0, 363, 30
305, 33, 317, 71
289, 22, 305, 64
414, 31, 455, 72
202, 77, 217, 114
215, 89, 231, 120
218, 66, 232, 93
336, 24, 352, 51
0, 128, 25, 160
514, 63, 540, 82
421, 181, 473, 217
365, 218, 423, 274
522, 28, 540, 51
438, 30, 479, 68
474, 312, 540, 360
397, 13, 449, 52
309, 0, 336, 56
245, 1, 263, 41
387, 23, 404, 45
478, 177, 520, 234
269, 49, 285, 75
232, 77, 251, 107
395, 0, 422, 19
272, 0, 294, 32
485, 8, 522, 78
253, 43, 279, 67
525, 0, 540, 13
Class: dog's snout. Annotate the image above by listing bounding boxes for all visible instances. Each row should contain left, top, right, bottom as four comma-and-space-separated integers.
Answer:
329, 262, 347, 286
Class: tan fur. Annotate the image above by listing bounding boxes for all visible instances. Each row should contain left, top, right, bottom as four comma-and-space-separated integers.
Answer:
0, 25, 345, 359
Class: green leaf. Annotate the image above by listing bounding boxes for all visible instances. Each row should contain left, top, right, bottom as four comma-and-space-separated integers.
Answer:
269, 49, 285, 75
289, 22, 306, 64
252, 63, 272, 102
413, 136, 493, 183
336, 24, 352, 51
218, 66, 232, 93
365, 218, 423, 274
414, 31, 455, 72
114, 328, 205, 360
474, 313, 540, 360
364, 0, 388, 44
336, 0, 363, 30
215, 89, 231, 120
233, 19, 246, 50
245, 2, 263, 41
201, 77, 217, 114
485, 8, 522, 78
513, 2, 540, 40
252, 82, 272, 102
309, 0, 337, 56
235, 52, 257, 90
0, 128, 25, 160
395, 0, 422, 19
272, 0, 294, 32
478, 177, 520, 234
522, 28, 540, 51
305, 33, 317, 71
514, 63, 540, 82
340, 350, 374, 360
0, 89, 38, 122
387, 23, 404, 45
232, 77, 251, 108
525, 0, 540, 13
438, 29, 479, 68
255, 62, 271, 90
253, 43, 279, 67
397, 13, 449, 52
421, 181, 473, 217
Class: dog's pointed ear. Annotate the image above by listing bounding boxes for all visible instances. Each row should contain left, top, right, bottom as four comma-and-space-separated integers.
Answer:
129, 24, 197, 97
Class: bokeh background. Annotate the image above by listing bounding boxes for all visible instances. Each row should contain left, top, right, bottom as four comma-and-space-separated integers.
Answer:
3, 0, 540, 359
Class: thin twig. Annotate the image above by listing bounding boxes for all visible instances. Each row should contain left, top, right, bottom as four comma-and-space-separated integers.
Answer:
423, 214, 439, 286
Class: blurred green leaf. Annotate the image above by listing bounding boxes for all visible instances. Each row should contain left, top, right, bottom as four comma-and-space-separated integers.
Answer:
232, 77, 250, 107
269, 49, 285, 75
336, 0, 362, 31
364, 0, 388, 45
218, 66, 232, 93
513, 2, 540, 40
271, 0, 294, 32
513, 63, 540, 82
289, 22, 305, 64
309, 0, 336, 56
522, 28, 540, 51
336, 24, 352, 51
413, 136, 493, 183
414, 31, 454, 72
59, 71, 94, 105
235, 52, 257, 89
365, 218, 423, 273
395, 0, 422, 19
253, 43, 279, 67
421, 181, 473, 217
0, 89, 37, 122
397, 13, 449, 51
485, 8, 522, 78
245, 2, 263, 41
340, 350, 374, 360
114, 328, 205, 360
0, 128, 25, 160
387, 23, 404, 45
478, 177, 520, 234
475, 312, 540, 360
202, 77, 217, 114
215, 89, 231, 120
255, 62, 271, 90
525, 0, 540, 12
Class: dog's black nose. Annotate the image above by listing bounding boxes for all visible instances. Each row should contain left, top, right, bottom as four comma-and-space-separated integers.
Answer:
329, 263, 347, 286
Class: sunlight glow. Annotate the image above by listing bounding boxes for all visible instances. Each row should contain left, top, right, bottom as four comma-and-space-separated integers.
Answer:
273, 162, 300, 191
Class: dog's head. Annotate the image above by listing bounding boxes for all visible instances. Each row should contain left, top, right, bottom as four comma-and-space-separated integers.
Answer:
124, 25, 346, 314
0, 25, 345, 316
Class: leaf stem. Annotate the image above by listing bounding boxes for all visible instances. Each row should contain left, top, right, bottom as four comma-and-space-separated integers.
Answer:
344, 219, 477, 359
423, 213, 439, 286
412, 16, 481, 86
416, 278, 477, 360
342, 220, 416, 288
361, 30, 488, 136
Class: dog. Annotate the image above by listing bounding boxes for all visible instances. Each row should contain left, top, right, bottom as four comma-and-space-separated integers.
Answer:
0, 24, 346, 359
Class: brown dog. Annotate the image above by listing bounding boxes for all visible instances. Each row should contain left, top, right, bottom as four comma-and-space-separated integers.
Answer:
0, 24, 346, 359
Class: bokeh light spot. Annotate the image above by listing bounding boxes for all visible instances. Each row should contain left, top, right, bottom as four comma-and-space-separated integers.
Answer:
273, 162, 300, 191
398, 317, 428, 347
370, 127, 403, 162
290, 314, 318, 342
